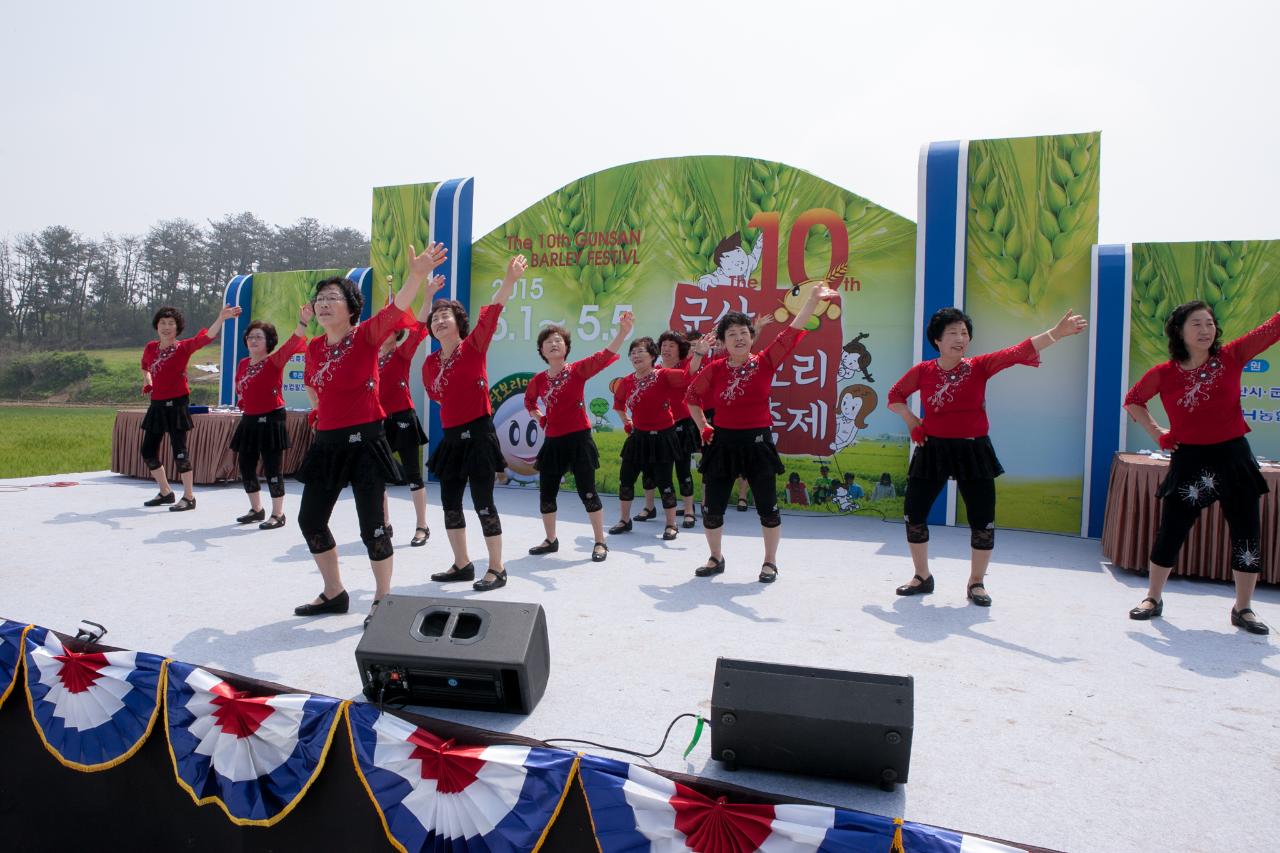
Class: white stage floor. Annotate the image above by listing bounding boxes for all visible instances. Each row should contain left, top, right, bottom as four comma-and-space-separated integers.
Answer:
2, 471, 1276, 852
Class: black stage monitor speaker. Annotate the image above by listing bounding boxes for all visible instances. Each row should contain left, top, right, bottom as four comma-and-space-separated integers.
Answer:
356, 595, 550, 714
710, 658, 913, 789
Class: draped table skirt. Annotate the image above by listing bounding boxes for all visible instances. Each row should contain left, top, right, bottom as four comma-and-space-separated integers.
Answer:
111, 409, 313, 484
1101, 452, 1280, 584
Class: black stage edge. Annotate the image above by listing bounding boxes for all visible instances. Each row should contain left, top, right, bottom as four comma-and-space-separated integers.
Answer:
0, 627, 1055, 852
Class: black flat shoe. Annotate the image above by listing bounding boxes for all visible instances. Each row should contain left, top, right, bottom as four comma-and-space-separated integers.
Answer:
259, 514, 287, 530
1128, 597, 1163, 620
695, 556, 726, 577
967, 582, 992, 607
529, 538, 559, 555
736, 498, 749, 512
431, 562, 475, 582
682, 515, 696, 529
633, 507, 658, 522
294, 590, 349, 616
591, 542, 609, 562
1232, 607, 1270, 635
759, 562, 778, 583
895, 574, 934, 596
473, 570, 507, 592
144, 491, 176, 507
237, 507, 266, 524
609, 519, 632, 535
410, 527, 430, 547
662, 525, 678, 541
169, 497, 197, 512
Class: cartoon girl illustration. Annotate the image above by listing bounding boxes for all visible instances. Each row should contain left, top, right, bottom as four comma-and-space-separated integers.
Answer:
831, 384, 878, 453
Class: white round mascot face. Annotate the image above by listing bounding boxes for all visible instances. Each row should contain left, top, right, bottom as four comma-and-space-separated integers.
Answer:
493, 395, 542, 478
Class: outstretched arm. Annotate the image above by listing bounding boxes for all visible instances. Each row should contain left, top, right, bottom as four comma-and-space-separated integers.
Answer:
398, 242, 448, 313
205, 304, 242, 342
492, 255, 529, 306
415, 275, 447, 322
1031, 309, 1088, 352
604, 311, 635, 354
790, 285, 838, 331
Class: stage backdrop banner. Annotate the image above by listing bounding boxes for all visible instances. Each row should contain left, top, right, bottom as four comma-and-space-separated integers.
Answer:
960, 132, 1100, 533
1126, 240, 1280, 459
470, 156, 917, 514
248, 269, 348, 410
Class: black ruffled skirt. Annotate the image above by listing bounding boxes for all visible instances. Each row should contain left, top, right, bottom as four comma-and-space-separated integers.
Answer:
536, 428, 600, 473
620, 426, 682, 465
698, 427, 785, 480
295, 420, 398, 490
1156, 436, 1268, 503
383, 408, 427, 457
427, 415, 505, 479
908, 435, 1004, 481
230, 408, 290, 454
672, 416, 702, 456
140, 395, 193, 434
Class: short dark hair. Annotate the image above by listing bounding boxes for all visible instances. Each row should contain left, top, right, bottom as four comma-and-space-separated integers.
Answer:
152, 306, 185, 335
1165, 300, 1222, 362
927, 307, 973, 352
713, 232, 741, 266
715, 311, 754, 342
244, 321, 278, 352
629, 336, 659, 360
313, 276, 362, 325
427, 299, 470, 340
536, 324, 571, 363
880, 472, 892, 484
658, 330, 691, 360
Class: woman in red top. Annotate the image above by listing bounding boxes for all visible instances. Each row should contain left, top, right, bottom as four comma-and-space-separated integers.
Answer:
422, 255, 528, 593
634, 331, 704, 529
139, 302, 241, 511
887, 307, 1086, 605
292, 243, 445, 623
377, 282, 443, 549
685, 287, 836, 582
1123, 302, 1279, 634
230, 306, 310, 529
610, 336, 695, 542
524, 311, 633, 562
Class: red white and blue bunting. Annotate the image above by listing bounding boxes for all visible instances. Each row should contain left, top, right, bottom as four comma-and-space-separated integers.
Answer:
22, 625, 164, 771
164, 660, 344, 826
346, 702, 578, 853
0, 619, 28, 709
577, 754, 1028, 853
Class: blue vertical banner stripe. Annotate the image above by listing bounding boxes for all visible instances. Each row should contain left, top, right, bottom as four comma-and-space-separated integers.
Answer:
219, 275, 252, 406
1083, 244, 1130, 537
917, 141, 967, 526
346, 267, 373, 322
423, 178, 475, 470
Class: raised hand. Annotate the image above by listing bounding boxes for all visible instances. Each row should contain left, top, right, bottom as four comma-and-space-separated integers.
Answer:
407, 242, 448, 278
807, 285, 839, 304
218, 305, 242, 322
694, 332, 716, 355
505, 254, 529, 282
617, 310, 635, 336
425, 274, 447, 297
299, 303, 314, 325
1053, 309, 1088, 339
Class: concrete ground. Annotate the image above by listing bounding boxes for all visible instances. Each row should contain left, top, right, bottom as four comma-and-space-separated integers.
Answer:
2, 471, 1276, 852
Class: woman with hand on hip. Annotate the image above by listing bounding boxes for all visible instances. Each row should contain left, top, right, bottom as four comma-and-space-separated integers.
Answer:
139, 302, 241, 511
292, 242, 445, 624
230, 303, 311, 529
1124, 303, 1278, 634
524, 311, 634, 562
685, 289, 836, 582
423, 255, 528, 592
887, 307, 1086, 606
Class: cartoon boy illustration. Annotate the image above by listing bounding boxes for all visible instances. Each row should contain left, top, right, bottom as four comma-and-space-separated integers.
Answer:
837, 333, 874, 382
831, 384, 878, 453
697, 231, 764, 290
832, 482, 860, 513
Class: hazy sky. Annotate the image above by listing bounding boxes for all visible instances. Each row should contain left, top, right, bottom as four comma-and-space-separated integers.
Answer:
3, 1, 1277, 246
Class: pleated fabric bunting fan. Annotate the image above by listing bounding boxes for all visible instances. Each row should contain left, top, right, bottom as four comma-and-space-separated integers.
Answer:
0, 618, 29, 709
164, 660, 344, 826
22, 624, 165, 771
346, 702, 578, 852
